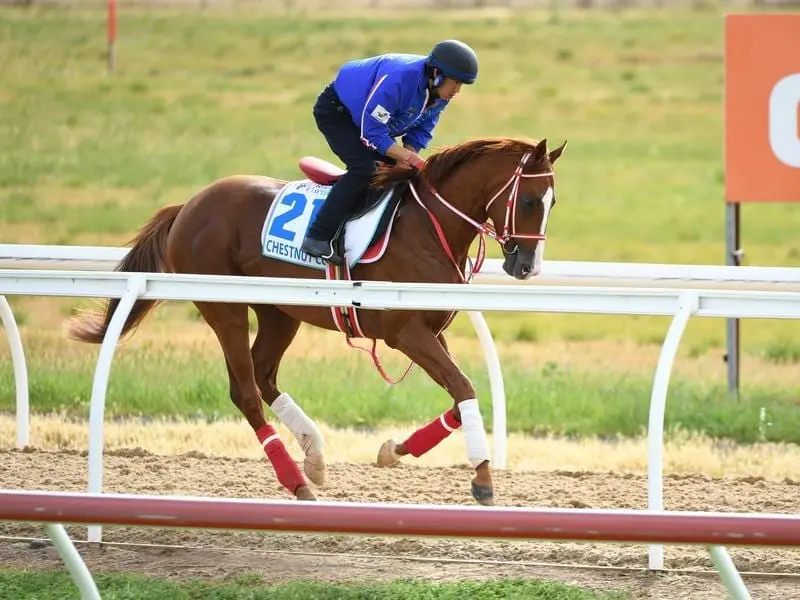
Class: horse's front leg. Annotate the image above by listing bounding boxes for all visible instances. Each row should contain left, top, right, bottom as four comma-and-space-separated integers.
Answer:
378, 322, 494, 506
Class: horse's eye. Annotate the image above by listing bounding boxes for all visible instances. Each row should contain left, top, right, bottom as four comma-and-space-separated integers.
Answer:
521, 195, 536, 209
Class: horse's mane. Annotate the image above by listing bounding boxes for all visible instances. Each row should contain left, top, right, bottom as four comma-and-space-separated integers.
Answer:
371, 137, 546, 190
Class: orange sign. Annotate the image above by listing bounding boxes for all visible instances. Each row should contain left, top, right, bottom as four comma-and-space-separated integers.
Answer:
725, 14, 800, 203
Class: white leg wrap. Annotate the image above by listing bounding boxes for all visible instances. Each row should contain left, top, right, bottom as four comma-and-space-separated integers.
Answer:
271, 393, 324, 456
458, 398, 490, 468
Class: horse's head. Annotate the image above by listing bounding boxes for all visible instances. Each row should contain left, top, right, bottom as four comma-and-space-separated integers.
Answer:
370, 135, 567, 281
485, 138, 567, 280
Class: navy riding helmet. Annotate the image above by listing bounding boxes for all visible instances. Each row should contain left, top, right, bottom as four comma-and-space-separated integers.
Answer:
427, 39, 479, 85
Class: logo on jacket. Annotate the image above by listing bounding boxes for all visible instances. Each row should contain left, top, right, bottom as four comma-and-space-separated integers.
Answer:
371, 104, 391, 124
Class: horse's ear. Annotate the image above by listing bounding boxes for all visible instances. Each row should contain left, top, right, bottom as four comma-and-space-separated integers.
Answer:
533, 138, 548, 163
549, 140, 567, 164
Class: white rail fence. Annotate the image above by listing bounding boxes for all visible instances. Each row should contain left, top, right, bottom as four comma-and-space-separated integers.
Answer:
4, 243, 800, 288
2, 266, 800, 571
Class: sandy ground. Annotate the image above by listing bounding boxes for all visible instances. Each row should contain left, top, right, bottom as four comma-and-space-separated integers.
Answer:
2, 447, 799, 599
4, 414, 800, 481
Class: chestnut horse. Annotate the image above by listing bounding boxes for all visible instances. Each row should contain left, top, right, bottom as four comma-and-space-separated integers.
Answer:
66, 136, 566, 506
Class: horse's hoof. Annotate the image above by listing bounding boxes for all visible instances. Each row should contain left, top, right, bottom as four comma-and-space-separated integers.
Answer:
304, 451, 326, 487
471, 481, 495, 506
376, 439, 401, 467
295, 485, 317, 501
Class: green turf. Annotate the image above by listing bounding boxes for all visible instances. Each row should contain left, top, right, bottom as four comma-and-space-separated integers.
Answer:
2, 4, 799, 264
1, 332, 797, 443
0, 571, 627, 600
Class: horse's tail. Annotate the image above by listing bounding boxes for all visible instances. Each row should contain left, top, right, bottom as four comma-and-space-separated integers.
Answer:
66, 203, 183, 344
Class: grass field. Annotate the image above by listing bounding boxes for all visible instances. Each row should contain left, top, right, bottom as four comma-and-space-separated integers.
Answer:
0, 571, 626, 600
2, 4, 800, 440
3, 3, 800, 265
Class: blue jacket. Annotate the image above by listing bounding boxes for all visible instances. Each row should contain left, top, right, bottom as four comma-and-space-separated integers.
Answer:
332, 54, 449, 155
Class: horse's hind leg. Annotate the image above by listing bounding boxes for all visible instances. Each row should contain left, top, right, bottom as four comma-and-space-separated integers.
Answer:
250, 304, 326, 486
194, 300, 315, 501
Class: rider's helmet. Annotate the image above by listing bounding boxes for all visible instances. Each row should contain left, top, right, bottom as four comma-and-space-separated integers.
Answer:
426, 39, 479, 85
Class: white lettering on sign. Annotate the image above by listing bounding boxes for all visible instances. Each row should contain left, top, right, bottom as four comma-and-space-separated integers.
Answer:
769, 74, 800, 168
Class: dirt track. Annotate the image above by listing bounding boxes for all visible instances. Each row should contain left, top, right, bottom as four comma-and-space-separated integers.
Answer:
2, 448, 799, 599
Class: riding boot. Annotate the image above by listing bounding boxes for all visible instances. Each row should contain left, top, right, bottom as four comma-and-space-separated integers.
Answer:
301, 193, 352, 266
300, 233, 344, 266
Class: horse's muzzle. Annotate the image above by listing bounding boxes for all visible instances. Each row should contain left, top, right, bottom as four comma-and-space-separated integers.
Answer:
501, 245, 536, 280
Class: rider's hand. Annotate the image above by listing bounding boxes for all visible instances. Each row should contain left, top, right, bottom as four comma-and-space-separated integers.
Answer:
405, 150, 426, 170
386, 143, 425, 170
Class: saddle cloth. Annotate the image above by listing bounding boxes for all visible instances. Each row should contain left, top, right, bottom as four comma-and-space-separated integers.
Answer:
261, 178, 400, 270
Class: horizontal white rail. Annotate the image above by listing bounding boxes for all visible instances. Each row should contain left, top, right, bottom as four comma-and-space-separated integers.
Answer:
2, 243, 799, 287
1, 269, 799, 317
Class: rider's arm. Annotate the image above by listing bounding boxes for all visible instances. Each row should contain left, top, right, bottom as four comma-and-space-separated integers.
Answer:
402, 102, 446, 154
359, 71, 404, 157
359, 69, 425, 168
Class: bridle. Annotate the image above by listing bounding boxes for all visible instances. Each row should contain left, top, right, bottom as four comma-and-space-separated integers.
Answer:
407, 151, 554, 282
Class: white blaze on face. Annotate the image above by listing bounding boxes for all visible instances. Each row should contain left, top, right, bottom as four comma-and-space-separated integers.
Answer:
532, 186, 554, 277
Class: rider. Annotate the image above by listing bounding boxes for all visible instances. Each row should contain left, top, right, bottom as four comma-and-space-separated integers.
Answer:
300, 39, 479, 266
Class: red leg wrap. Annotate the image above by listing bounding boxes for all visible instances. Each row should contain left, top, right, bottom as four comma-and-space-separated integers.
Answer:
403, 409, 461, 458
256, 424, 306, 493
